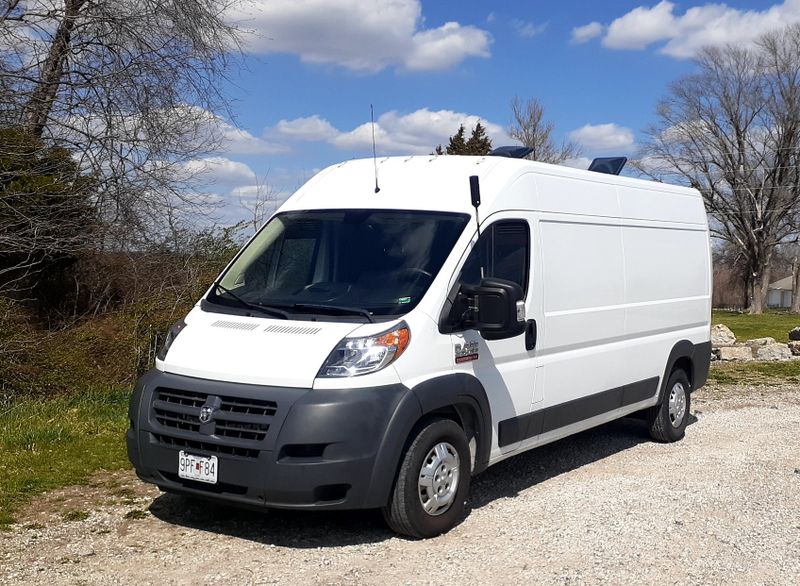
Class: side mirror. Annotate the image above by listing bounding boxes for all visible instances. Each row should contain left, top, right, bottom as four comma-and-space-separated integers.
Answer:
463, 277, 526, 341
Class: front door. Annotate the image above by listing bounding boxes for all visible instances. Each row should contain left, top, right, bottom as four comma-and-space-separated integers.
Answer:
447, 215, 538, 456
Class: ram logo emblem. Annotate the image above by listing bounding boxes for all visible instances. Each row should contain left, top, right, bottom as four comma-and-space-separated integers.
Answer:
454, 341, 479, 364
199, 405, 214, 424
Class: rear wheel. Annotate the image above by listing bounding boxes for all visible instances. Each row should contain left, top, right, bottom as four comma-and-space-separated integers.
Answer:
382, 418, 471, 538
647, 369, 691, 442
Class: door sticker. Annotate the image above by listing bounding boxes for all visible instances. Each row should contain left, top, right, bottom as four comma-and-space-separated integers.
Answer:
455, 341, 479, 364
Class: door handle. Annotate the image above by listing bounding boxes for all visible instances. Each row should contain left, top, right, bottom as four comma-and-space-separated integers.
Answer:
525, 319, 537, 351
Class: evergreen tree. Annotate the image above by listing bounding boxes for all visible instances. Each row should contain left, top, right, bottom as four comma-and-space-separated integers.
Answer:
0, 127, 96, 297
445, 125, 468, 154
437, 122, 493, 156
465, 122, 492, 155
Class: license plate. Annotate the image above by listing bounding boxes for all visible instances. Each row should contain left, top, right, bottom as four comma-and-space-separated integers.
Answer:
178, 451, 218, 484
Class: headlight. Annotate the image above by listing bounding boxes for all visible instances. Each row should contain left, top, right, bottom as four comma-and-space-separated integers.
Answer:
318, 322, 410, 377
156, 318, 187, 361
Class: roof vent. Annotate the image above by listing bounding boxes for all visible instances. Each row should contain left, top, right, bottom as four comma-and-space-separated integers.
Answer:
489, 146, 534, 159
588, 157, 627, 175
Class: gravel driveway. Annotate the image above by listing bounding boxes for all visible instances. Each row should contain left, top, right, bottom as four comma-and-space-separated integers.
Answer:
2, 384, 799, 585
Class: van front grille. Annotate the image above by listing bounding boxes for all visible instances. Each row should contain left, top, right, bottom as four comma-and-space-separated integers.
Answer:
214, 418, 269, 441
151, 387, 277, 449
153, 408, 200, 433
156, 388, 206, 408
219, 396, 277, 417
151, 432, 260, 459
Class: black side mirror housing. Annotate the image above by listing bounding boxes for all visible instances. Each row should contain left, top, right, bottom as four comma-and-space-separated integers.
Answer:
463, 277, 526, 340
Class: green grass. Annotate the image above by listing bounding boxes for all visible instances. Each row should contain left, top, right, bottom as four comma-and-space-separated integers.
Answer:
708, 359, 800, 386
62, 509, 89, 522
712, 309, 800, 343
0, 387, 131, 528
710, 309, 800, 385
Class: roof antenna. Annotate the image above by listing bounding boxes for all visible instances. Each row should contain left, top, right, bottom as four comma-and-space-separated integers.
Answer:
371, 104, 380, 193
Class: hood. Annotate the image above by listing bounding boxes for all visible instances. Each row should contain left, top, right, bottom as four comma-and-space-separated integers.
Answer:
161, 309, 362, 388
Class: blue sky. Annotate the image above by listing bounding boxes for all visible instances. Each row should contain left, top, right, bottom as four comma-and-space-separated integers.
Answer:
199, 0, 800, 223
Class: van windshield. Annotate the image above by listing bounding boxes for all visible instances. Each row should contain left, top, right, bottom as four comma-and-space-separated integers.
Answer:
207, 209, 470, 320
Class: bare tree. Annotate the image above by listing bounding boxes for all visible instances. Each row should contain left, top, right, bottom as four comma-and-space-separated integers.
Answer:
777, 242, 800, 312
239, 173, 279, 235
0, 0, 245, 256
508, 96, 581, 164
638, 26, 800, 314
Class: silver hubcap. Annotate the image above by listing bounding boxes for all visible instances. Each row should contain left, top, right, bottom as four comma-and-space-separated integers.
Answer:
668, 382, 687, 427
418, 442, 460, 516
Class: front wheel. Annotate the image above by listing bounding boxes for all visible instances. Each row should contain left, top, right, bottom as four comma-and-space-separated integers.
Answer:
647, 369, 691, 442
382, 418, 471, 538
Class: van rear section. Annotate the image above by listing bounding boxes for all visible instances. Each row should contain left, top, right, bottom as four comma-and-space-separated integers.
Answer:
127, 154, 712, 538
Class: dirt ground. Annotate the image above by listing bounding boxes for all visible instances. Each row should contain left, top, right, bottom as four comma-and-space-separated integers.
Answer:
2, 385, 799, 585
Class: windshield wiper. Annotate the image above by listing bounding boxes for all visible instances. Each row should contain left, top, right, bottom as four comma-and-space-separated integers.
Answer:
212, 283, 290, 319
281, 302, 374, 323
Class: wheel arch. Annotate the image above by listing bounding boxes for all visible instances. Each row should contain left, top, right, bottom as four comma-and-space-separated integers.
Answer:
362, 374, 492, 509
659, 340, 711, 403
408, 373, 493, 475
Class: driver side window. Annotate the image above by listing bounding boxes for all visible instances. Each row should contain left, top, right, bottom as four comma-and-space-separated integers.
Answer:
440, 220, 530, 333
458, 220, 530, 294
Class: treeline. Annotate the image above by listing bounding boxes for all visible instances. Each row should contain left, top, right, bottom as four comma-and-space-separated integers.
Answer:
0, 0, 244, 398
637, 25, 800, 314
6, 4, 800, 400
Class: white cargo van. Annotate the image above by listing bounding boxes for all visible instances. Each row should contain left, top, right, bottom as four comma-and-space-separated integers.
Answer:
127, 153, 711, 538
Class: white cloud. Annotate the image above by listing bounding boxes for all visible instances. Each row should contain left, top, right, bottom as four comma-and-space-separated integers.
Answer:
230, 0, 491, 72
189, 109, 287, 155
563, 156, 593, 170
184, 157, 257, 187
404, 22, 492, 71
568, 124, 635, 153
231, 183, 291, 206
603, 1, 676, 50
219, 122, 288, 155
571, 22, 604, 44
584, 0, 800, 58
272, 115, 339, 141
512, 19, 548, 39
270, 108, 511, 155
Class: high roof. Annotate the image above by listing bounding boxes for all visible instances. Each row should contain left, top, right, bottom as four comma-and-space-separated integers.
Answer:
279, 155, 702, 218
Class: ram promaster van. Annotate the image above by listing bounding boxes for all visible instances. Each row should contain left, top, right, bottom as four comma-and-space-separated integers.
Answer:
127, 152, 711, 538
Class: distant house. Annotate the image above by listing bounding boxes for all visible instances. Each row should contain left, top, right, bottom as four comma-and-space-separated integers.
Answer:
767, 276, 793, 308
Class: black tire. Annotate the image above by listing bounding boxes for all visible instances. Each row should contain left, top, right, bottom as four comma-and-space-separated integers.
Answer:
382, 418, 471, 538
647, 369, 691, 442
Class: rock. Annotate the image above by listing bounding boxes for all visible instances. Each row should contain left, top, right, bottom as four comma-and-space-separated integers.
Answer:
789, 327, 800, 341
718, 345, 753, 361
745, 337, 776, 347
788, 341, 800, 356
756, 343, 792, 361
711, 324, 736, 346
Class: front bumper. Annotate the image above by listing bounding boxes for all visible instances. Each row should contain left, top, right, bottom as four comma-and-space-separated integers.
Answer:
127, 369, 421, 510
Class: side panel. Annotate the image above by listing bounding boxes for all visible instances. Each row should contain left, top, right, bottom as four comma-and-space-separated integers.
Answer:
617, 184, 707, 226
488, 175, 711, 463
536, 216, 629, 405
624, 224, 710, 337
619, 221, 711, 391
